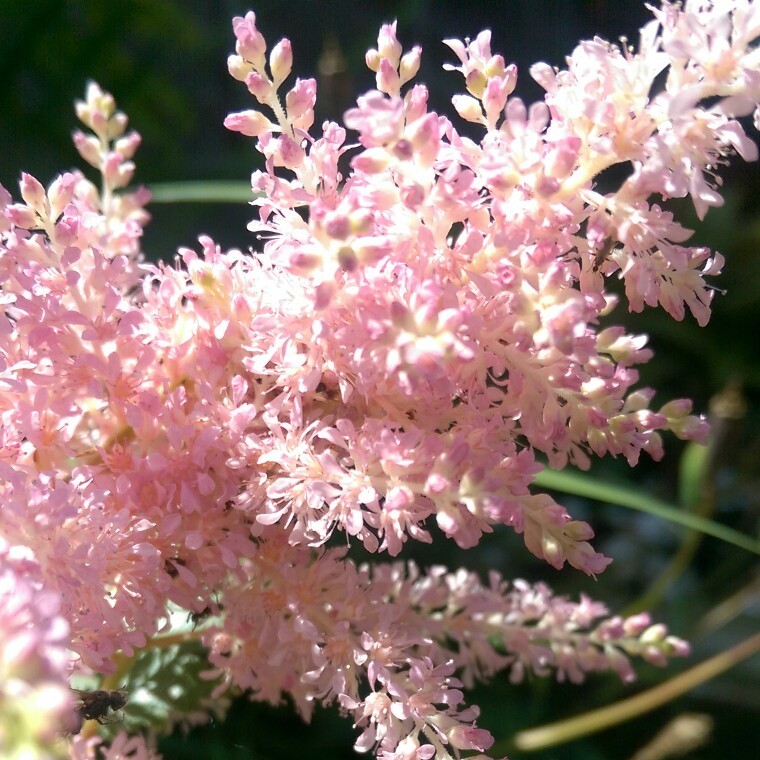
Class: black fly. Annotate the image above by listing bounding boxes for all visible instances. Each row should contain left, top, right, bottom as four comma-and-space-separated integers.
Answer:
70, 688, 129, 731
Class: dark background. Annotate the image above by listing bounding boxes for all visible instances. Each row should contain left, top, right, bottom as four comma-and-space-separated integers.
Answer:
2, 2, 758, 758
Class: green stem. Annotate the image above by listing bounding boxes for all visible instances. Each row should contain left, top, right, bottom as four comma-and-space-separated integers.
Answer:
534, 469, 760, 555
147, 180, 257, 203
511, 631, 760, 752
625, 385, 747, 615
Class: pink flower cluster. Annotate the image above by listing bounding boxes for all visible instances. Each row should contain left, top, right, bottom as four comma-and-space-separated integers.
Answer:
0, 543, 73, 757
67, 731, 160, 760
1, 2, 758, 758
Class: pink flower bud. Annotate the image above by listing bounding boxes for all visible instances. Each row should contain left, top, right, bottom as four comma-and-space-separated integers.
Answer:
674, 414, 708, 442
114, 131, 142, 160
425, 473, 449, 494
406, 113, 440, 165
624, 388, 656, 411
466, 70, 487, 98
641, 623, 667, 644
5, 203, 38, 229
270, 39, 293, 86
482, 76, 510, 123
227, 54, 251, 82
348, 208, 372, 234
452, 95, 484, 124
89, 109, 108, 135
393, 138, 414, 161
223, 110, 274, 137
563, 520, 595, 541
544, 136, 582, 179
504, 62, 518, 93
285, 79, 317, 129
535, 176, 560, 197
117, 161, 136, 188
486, 54, 507, 79
658, 398, 692, 418
48, 173, 76, 220
277, 134, 305, 169
74, 100, 93, 129
377, 58, 401, 95
448, 725, 494, 752
666, 637, 691, 658
289, 250, 322, 273
401, 182, 425, 209
390, 300, 412, 329
19, 173, 47, 215
337, 245, 358, 271
399, 46, 421, 85
365, 48, 381, 72
623, 613, 651, 636
285, 78, 317, 120
314, 280, 336, 309
102, 152, 127, 188
377, 22, 402, 65
72, 130, 101, 168
642, 646, 668, 667
106, 111, 128, 140
87, 80, 113, 112
530, 60, 556, 90
352, 148, 390, 174
245, 71, 273, 102
233, 11, 267, 69
324, 212, 350, 240
354, 237, 390, 264
540, 532, 565, 570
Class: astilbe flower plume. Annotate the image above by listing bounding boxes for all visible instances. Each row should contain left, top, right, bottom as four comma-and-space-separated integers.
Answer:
0, 545, 73, 758
1, 2, 758, 758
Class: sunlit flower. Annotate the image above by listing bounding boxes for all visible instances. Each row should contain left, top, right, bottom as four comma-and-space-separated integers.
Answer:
1, 2, 757, 758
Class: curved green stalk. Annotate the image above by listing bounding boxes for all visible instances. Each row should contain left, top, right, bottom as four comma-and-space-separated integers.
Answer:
623, 440, 714, 615
510, 631, 760, 752
147, 181, 257, 203
534, 467, 760, 555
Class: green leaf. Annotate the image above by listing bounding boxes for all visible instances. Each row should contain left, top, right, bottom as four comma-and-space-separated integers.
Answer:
534, 468, 760, 555
677, 440, 710, 510
115, 637, 229, 737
